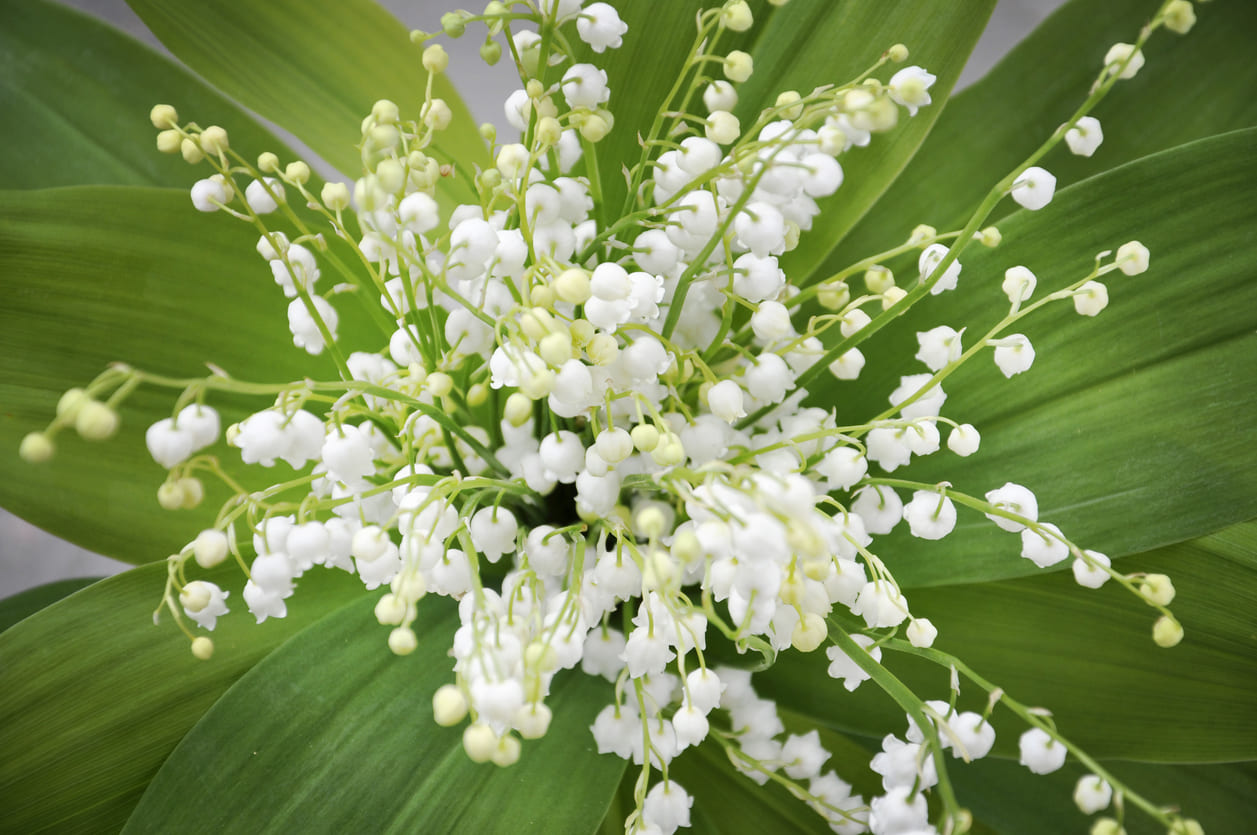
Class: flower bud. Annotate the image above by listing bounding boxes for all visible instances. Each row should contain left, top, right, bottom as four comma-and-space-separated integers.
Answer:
1153, 615, 1184, 647
180, 137, 204, 164
284, 161, 311, 185
177, 476, 204, 508
1139, 574, 1176, 606
480, 38, 503, 65
388, 626, 418, 655
463, 723, 497, 762
723, 50, 754, 83
199, 125, 229, 155
721, 0, 753, 31
1164, 1, 1196, 34
888, 43, 909, 62
321, 182, 351, 211
422, 44, 449, 74
157, 481, 184, 510
193, 529, 230, 569
504, 392, 533, 427
433, 684, 469, 726
191, 636, 214, 660
19, 432, 54, 463
149, 104, 178, 129
1116, 241, 1150, 275
156, 129, 182, 154
75, 400, 119, 441
792, 613, 827, 652
491, 734, 521, 767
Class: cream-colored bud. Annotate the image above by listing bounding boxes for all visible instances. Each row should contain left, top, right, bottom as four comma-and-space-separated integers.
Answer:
177, 476, 204, 508
888, 44, 909, 62
864, 265, 894, 294
792, 613, 827, 652
422, 44, 449, 74
199, 125, 229, 155
255, 152, 279, 173
979, 225, 1002, 247
672, 529, 701, 563
491, 734, 521, 767
149, 104, 178, 129
631, 423, 660, 452
578, 113, 610, 143
554, 268, 591, 304
1163, 1, 1196, 34
284, 161, 311, 185
375, 594, 407, 625
193, 529, 230, 569
321, 182, 351, 211
375, 158, 405, 194
19, 432, 54, 463
530, 284, 555, 309
535, 116, 562, 148
908, 224, 937, 246
504, 392, 533, 427
467, 382, 489, 407
426, 371, 454, 398
1138, 573, 1176, 606
817, 280, 851, 311
650, 432, 685, 467
421, 99, 452, 131
388, 626, 418, 655
157, 481, 185, 511
433, 684, 469, 726
724, 50, 753, 83
372, 99, 400, 124
519, 308, 555, 341
75, 400, 118, 441
635, 506, 667, 538
190, 636, 214, 660
705, 110, 740, 145
586, 333, 619, 365
721, 0, 753, 31
156, 129, 182, 154
568, 319, 594, 348
538, 331, 573, 366
180, 137, 204, 164
1153, 615, 1184, 648
775, 90, 803, 120
881, 286, 907, 309
463, 724, 497, 763
496, 143, 529, 178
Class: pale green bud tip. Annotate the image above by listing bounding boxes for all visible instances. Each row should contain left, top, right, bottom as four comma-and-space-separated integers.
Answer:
149, 104, 178, 129
479, 122, 497, 143
1163, 1, 1197, 35
979, 226, 1002, 247
536, 116, 562, 148
408, 29, 429, 45
157, 481, 185, 510
199, 126, 229, 155
284, 161, 310, 185
321, 182, 352, 212
422, 44, 450, 74
888, 44, 909, 63
19, 432, 54, 463
721, 1, 754, 32
433, 684, 469, 726
75, 400, 119, 441
427, 371, 454, 398
1153, 615, 1184, 648
504, 392, 533, 427
775, 90, 803, 119
257, 152, 280, 173
190, 636, 214, 660
57, 387, 90, 418
388, 626, 418, 655
371, 99, 400, 125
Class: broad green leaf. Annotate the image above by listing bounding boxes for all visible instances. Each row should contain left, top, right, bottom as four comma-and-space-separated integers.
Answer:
0, 561, 361, 834
827, 128, 1257, 587
952, 758, 1257, 835
826, 0, 1257, 273
0, 186, 376, 562
759, 521, 1257, 763
124, 595, 626, 833
743, 1, 995, 282
0, 0, 303, 190
125, 0, 487, 192
0, 577, 100, 633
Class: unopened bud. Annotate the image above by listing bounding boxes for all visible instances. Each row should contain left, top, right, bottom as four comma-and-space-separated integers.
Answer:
149, 104, 178, 129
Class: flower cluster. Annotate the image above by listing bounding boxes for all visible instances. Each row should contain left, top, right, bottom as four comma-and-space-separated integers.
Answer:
19, 0, 1206, 832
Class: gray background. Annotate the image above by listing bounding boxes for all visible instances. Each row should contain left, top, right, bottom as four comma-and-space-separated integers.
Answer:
1, 0, 1069, 597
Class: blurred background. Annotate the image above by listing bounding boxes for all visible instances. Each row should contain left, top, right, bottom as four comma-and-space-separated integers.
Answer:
1, 0, 1070, 596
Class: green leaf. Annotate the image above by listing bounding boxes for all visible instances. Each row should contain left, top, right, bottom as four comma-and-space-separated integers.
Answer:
952, 758, 1257, 835
831, 127, 1257, 587
125, 0, 487, 191
742, 1, 995, 282
0, 561, 361, 834
0, 0, 303, 190
0, 577, 100, 633
827, 0, 1257, 272
0, 186, 375, 561
124, 595, 626, 833
760, 521, 1257, 762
